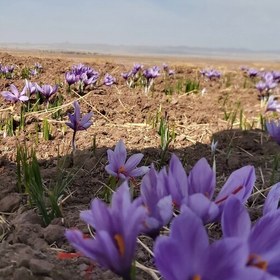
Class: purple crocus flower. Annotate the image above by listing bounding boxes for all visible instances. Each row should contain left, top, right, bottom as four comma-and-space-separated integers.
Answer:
247, 68, 258, 78
266, 120, 280, 145
140, 165, 173, 238
188, 157, 255, 222
2, 65, 14, 74
65, 72, 78, 86
162, 63, 175, 76
201, 68, 221, 80
30, 69, 38, 76
105, 139, 149, 181
104, 73, 116, 86
162, 63, 169, 71
158, 154, 189, 208
266, 95, 280, 113
81, 73, 98, 86
34, 62, 43, 70
143, 67, 160, 80
65, 101, 93, 150
131, 63, 143, 75
65, 182, 146, 279
256, 81, 267, 93
222, 196, 280, 278
121, 71, 132, 80
154, 206, 262, 280
1, 84, 29, 103
24, 79, 38, 95
160, 155, 255, 223
37, 84, 58, 101
256, 72, 277, 95
272, 71, 280, 82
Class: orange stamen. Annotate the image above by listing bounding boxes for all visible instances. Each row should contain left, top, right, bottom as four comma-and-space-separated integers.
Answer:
118, 165, 126, 174
247, 254, 268, 271
114, 234, 125, 256
192, 274, 201, 280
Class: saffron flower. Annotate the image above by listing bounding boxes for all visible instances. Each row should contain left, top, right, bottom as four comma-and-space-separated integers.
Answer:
222, 196, 280, 278
104, 73, 116, 86
65, 182, 146, 280
154, 207, 260, 280
247, 68, 258, 78
266, 120, 280, 145
37, 84, 58, 101
256, 72, 277, 95
160, 155, 255, 223
131, 63, 143, 75
65, 101, 93, 151
200, 68, 221, 80
65, 72, 78, 86
143, 66, 160, 93
140, 165, 173, 238
105, 139, 149, 181
187, 157, 255, 222
25, 79, 38, 96
266, 96, 280, 113
1, 84, 29, 103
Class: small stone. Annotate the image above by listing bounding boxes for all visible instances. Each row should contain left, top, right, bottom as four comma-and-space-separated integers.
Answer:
12, 209, 43, 226
13, 267, 35, 280
29, 258, 54, 275
0, 193, 21, 212
43, 224, 65, 245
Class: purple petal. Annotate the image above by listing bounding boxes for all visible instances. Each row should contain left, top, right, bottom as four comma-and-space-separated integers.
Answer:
188, 157, 216, 198
249, 210, 280, 274
129, 166, 150, 177
215, 165, 256, 206
80, 112, 93, 127
114, 139, 127, 167
124, 153, 143, 172
202, 238, 249, 279
10, 84, 19, 97
1, 91, 17, 102
263, 183, 280, 215
19, 95, 29, 102
222, 196, 251, 239
154, 207, 209, 280
188, 193, 219, 223
81, 198, 112, 232
73, 101, 81, 121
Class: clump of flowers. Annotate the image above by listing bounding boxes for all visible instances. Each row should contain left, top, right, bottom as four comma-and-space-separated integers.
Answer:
0, 64, 15, 79
65, 100, 93, 151
256, 71, 278, 98
162, 63, 175, 77
121, 63, 143, 88
104, 73, 116, 86
200, 68, 221, 80
65, 63, 99, 93
64, 150, 274, 279
143, 66, 160, 94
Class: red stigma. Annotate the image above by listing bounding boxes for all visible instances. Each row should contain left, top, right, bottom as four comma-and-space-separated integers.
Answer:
215, 185, 243, 205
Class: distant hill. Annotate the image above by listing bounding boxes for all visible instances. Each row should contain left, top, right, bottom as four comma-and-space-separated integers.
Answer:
1, 42, 280, 60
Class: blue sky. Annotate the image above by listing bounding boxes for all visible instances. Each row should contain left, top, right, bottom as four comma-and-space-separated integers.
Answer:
1, 0, 280, 51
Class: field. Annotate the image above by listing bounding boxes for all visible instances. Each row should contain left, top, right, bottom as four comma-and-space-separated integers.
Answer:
0, 50, 280, 279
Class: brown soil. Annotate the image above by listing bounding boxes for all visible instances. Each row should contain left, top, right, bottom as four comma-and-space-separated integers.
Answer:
0, 50, 280, 280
